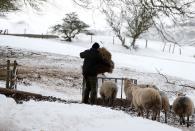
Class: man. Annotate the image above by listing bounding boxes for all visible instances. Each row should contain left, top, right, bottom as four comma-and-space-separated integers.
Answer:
80, 42, 103, 104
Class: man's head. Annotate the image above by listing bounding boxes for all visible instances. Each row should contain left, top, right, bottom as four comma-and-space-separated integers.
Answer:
92, 42, 100, 49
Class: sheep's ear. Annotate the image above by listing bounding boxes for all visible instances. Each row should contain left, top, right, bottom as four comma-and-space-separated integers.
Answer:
176, 92, 185, 97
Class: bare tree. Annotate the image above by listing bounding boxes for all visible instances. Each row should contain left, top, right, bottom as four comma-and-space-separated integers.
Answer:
73, 0, 195, 48
125, 1, 156, 48
103, 8, 126, 47
0, 0, 46, 14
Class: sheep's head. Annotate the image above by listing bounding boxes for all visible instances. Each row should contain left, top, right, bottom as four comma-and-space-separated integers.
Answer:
176, 92, 186, 97
124, 78, 134, 89
148, 84, 159, 91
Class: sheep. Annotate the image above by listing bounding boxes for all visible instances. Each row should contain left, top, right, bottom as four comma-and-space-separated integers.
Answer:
172, 95, 194, 127
124, 78, 134, 104
124, 78, 159, 104
124, 78, 170, 122
100, 81, 118, 106
140, 86, 169, 123
159, 91, 170, 123
138, 85, 169, 123
132, 85, 161, 121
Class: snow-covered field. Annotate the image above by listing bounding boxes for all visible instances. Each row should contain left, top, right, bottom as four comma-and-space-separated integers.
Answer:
0, 95, 180, 131
0, 0, 195, 130
0, 34, 195, 131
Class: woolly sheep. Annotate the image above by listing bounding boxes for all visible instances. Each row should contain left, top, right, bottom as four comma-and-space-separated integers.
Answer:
124, 78, 159, 104
159, 91, 170, 123
140, 86, 169, 123
132, 86, 161, 121
100, 81, 118, 106
138, 85, 169, 123
124, 79, 170, 122
172, 95, 194, 127
124, 78, 134, 104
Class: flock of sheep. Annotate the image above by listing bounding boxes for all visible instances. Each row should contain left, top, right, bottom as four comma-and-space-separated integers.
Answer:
99, 78, 194, 127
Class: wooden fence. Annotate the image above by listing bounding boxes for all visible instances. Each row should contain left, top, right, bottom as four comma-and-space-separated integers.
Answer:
0, 60, 18, 89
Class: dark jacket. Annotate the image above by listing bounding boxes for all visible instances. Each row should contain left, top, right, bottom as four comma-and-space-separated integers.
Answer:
80, 48, 104, 77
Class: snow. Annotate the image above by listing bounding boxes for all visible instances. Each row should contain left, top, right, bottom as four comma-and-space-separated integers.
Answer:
0, 94, 180, 131
0, 35, 195, 82
0, 1, 194, 130
0, 35, 194, 130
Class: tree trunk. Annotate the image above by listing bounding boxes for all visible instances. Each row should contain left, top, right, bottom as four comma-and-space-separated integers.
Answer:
122, 38, 125, 46
66, 37, 72, 42
131, 38, 136, 49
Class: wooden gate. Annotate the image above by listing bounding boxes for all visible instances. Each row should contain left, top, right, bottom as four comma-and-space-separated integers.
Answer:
0, 60, 18, 89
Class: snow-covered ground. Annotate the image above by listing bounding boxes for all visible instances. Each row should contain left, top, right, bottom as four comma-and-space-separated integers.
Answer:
0, 34, 195, 130
0, 0, 195, 130
0, 94, 180, 131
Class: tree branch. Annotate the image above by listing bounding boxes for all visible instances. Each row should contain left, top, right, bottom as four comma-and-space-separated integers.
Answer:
156, 69, 195, 90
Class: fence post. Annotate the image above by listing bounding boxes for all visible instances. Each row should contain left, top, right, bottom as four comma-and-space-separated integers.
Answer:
172, 43, 176, 54
145, 40, 148, 48
121, 78, 123, 100
168, 44, 172, 53
179, 48, 182, 55
113, 36, 115, 45
6, 60, 10, 89
10, 60, 17, 89
162, 42, 166, 52
90, 35, 93, 43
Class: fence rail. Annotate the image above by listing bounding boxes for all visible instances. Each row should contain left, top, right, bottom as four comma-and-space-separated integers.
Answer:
82, 76, 137, 104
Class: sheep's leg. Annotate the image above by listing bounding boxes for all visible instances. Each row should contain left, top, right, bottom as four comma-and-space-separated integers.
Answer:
137, 109, 141, 116
182, 116, 185, 125
108, 98, 113, 107
146, 110, 149, 119
140, 109, 144, 118
157, 110, 160, 122
152, 111, 159, 121
187, 116, 190, 127
179, 116, 182, 125
101, 95, 106, 106
137, 111, 141, 117
152, 112, 157, 121
103, 98, 106, 106
110, 94, 115, 107
165, 111, 167, 123
105, 98, 109, 106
